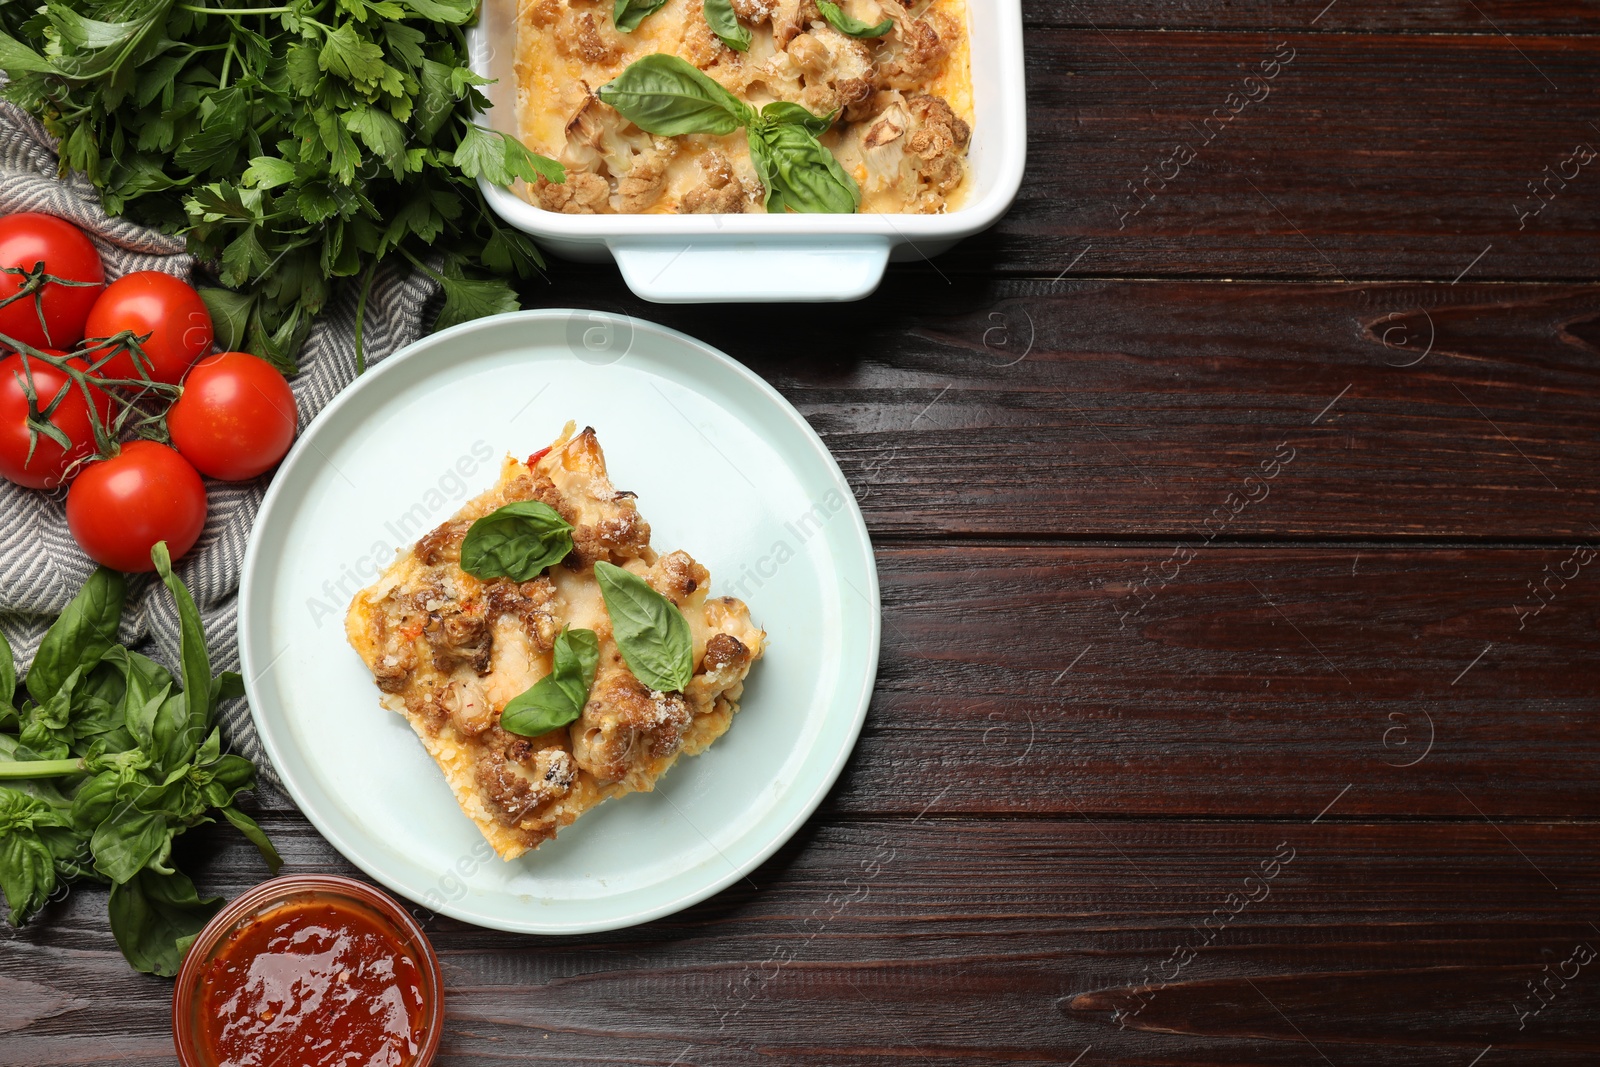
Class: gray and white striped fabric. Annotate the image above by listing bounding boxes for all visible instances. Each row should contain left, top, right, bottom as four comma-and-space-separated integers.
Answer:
0, 102, 442, 794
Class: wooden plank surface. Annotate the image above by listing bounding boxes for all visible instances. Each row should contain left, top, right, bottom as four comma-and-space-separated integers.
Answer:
846, 544, 1600, 819
982, 30, 1600, 279
1027, 1, 1600, 33
5, 816, 1598, 1066
534, 274, 1600, 540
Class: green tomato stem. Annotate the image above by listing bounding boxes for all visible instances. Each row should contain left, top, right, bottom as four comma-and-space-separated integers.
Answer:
0, 758, 86, 779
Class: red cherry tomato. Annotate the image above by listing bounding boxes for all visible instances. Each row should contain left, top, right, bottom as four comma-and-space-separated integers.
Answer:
67, 440, 207, 572
83, 271, 213, 385
0, 213, 105, 351
0, 350, 110, 489
167, 352, 298, 481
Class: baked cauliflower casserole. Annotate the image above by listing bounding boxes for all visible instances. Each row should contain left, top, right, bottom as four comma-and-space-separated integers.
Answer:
346, 423, 765, 859
517, 0, 973, 214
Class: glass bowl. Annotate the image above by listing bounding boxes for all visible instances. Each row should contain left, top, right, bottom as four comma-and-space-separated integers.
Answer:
171, 874, 445, 1067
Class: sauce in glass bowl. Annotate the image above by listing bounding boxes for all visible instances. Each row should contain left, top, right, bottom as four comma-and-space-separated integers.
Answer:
173, 875, 443, 1067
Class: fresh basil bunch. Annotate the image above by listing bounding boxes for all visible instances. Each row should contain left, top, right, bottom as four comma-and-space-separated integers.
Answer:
500, 627, 600, 737
597, 54, 860, 213
594, 561, 694, 693
817, 1, 894, 37
460, 501, 574, 582
0, 543, 280, 976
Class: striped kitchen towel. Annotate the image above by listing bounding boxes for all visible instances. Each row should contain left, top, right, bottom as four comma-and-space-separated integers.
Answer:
0, 101, 441, 794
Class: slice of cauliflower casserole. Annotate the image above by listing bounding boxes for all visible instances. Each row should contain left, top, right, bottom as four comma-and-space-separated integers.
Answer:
346, 422, 765, 859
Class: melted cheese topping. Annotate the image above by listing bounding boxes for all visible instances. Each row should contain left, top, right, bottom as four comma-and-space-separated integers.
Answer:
514, 0, 973, 214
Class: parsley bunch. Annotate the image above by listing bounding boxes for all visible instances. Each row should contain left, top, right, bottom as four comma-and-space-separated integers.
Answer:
0, 0, 563, 370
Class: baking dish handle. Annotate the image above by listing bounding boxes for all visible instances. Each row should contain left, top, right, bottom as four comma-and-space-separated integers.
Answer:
608, 237, 892, 303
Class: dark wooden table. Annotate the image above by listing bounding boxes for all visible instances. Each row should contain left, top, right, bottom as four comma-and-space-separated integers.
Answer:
8, 3, 1600, 1064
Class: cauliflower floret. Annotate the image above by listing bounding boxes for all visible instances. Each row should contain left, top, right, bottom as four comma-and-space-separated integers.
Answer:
547, 95, 678, 213
851, 92, 909, 196
572, 666, 692, 786
729, 0, 818, 50
534, 171, 610, 214
563, 92, 626, 172
679, 151, 758, 213
769, 0, 820, 47
786, 26, 874, 117
905, 92, 969, 195
614, 137, 678, 213
746, 46, 805, 101
553, 7, 622, 64
524, 0, 562, 27
875, 9, 954, 90
681, 3, 725, 68
841, 90, 968, 212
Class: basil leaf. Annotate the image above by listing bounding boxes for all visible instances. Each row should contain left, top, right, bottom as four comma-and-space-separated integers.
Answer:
747, 121, 861, 213
594, 561, 694, 693
92, 809, 173, 885
0, 788, 68, 924
68, 770, 123, 833
148, 692, 199, 776
0, 627, 15, 716
598, 53, 753, 136
26, 567, 125, 705
703, 0, 751, 51
196, 727, 222, 768
205, 754, 261, 805
460, 501, 574, 581
760, 100, 836, 136
0, 825, 56, 925
108, 868, 222, 977
817, 0, 893, 37
152, 542, 213, 751
501, 627, 600, 737
102, 647, 174, 731
18, 669, 81, 762
614, 0, 668, 31
210, 670, 245, 706
220, 806, 284, 874
748, 129, 793, 213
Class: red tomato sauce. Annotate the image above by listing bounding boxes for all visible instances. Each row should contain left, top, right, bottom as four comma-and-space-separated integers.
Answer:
197, 898, 430, 1067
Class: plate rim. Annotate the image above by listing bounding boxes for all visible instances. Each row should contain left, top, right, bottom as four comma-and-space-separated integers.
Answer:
238, 308, 881, 933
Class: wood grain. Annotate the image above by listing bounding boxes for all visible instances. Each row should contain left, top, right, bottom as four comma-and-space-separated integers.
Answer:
1026, 1, 1600, 33
981, 30, 1600, 279
4, 816, 1597, 1066
531, 275, 1600, 539
838, 545, 1600, 819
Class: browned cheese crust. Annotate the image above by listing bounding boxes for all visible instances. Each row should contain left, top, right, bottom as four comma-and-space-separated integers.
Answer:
346, 422, 765, 859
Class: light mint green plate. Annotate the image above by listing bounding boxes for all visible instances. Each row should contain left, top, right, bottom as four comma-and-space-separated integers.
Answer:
238, 310, 879, 933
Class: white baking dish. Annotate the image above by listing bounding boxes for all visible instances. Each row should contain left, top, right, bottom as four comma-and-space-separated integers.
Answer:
466, 1, 1026, 302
